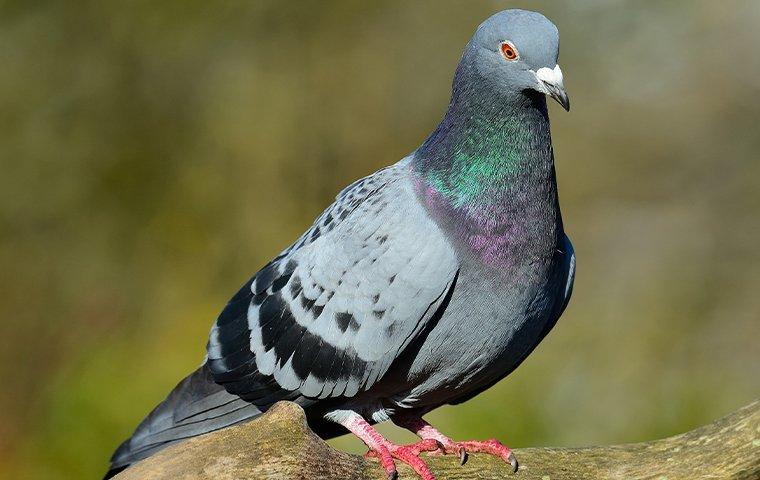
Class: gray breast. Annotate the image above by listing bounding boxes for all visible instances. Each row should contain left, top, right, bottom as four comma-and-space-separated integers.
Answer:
382, 235, 574, 408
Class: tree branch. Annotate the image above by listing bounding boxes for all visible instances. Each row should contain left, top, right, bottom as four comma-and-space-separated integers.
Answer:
115, 399, 759, 479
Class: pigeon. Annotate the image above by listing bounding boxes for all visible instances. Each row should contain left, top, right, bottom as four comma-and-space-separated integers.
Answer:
105, 9, 575, 480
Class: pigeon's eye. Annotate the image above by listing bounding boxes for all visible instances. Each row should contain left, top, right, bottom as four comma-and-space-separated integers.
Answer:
500, 41, 519, 61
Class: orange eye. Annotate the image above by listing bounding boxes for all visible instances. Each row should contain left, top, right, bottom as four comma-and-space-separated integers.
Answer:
500, 41, 519, 61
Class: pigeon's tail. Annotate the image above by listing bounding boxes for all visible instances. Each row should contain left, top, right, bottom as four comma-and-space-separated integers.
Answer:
104, 363, 270, 479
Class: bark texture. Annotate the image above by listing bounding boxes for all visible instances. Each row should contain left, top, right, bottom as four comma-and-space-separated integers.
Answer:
116, 399, 759, 480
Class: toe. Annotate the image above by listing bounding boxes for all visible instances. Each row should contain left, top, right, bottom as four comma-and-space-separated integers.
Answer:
365, 446, 398, 478
368, 442, 439, 480
391, 448, 437, 480
457, 439, 518, 472
414, 439, 443, 454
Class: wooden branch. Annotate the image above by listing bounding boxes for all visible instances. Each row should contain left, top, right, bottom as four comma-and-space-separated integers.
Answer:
115, 399, 759, 479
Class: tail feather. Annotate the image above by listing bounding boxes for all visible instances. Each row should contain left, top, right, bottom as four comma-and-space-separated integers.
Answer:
104, 363, 286, 478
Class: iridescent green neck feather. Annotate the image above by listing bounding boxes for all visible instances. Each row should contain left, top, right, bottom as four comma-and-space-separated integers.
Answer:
412, 85, 562, 267
415, 86, 556, 203
420, 113, 538, 208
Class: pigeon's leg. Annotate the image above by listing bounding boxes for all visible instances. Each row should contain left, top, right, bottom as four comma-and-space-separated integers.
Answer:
392, 412, 518, 472
340, 412, 441, 480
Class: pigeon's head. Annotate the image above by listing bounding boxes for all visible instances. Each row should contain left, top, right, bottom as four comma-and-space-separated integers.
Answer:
458, 9, 569, 111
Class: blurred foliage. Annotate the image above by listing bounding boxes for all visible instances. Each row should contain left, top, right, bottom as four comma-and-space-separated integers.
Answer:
1, 1, 759, 478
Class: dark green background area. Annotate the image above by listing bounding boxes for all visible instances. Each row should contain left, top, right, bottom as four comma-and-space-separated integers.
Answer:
1, 1, 758, 478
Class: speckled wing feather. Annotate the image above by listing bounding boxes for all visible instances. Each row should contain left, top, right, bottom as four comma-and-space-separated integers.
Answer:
207, 159, 459, 400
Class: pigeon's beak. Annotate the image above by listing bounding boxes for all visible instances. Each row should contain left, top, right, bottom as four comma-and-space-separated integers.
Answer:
535, 65, 570, 112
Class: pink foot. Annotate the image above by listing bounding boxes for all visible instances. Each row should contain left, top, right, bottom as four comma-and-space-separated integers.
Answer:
393, 414, 518, 473
341, 414, 442, 480
364, 439, 442, 480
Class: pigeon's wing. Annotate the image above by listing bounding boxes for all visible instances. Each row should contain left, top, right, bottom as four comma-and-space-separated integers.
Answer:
558, 234, 576, 315
207, 160, 459, 400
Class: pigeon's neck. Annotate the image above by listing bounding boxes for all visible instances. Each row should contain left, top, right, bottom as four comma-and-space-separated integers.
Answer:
412, 90, 562, 267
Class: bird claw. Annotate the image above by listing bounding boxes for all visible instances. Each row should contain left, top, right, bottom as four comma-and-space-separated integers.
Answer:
508, 451, 519, 473
458, 447, 468, 465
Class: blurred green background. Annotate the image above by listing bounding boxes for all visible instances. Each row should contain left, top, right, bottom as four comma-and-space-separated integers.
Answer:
1, 1, 759, 478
